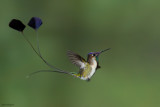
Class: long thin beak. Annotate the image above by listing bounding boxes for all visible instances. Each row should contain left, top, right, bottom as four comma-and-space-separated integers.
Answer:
96, 48, 111, 56
100, 48, 111, 54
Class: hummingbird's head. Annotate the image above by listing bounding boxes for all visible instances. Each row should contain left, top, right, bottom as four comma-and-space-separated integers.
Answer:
87, 48, 111, 61
87, 52, 100, 68
87, 52, 100, 61
87, 48, 111, 68
87, 48, 110, 69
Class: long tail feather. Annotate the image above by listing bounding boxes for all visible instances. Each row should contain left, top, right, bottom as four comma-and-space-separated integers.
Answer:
36, 31, 41, 56
26, 70, 77, 78
21, 32, 80, 79
22, 33, 63, 71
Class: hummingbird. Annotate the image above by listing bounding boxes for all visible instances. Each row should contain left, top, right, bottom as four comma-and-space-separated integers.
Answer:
67, 48, 111, 81
9, 17, 111, 81
26, 48, 111, 81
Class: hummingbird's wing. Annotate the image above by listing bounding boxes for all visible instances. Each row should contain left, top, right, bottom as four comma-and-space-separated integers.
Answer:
67, 50, 86, 69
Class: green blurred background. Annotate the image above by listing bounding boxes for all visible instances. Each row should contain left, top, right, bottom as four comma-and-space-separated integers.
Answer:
1, 0, 160, 107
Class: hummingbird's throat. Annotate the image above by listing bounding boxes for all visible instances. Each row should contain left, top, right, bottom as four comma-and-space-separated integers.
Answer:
96, 56, 99, 62
90, 57, 97, 66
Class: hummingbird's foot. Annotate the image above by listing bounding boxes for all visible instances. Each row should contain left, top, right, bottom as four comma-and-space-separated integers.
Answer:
86, 78, 91, 81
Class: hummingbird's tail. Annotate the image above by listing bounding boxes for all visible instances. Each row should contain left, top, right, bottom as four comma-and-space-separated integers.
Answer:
22, 32, 74, 79
22, 33, 63, 71
26, 70, 78, 78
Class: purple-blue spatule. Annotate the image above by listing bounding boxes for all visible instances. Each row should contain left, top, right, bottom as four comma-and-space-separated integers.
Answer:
28, 17, 42, 30
9, 19, 26, 32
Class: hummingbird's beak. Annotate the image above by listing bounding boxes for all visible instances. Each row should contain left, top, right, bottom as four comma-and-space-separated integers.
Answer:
98, 48, 111, 55
100, 48, 111, 53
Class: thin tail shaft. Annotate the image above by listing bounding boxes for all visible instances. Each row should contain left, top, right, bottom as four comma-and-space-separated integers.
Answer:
22, 32, 63, 71
26, 70, 77, 78
22, 32, 74, 77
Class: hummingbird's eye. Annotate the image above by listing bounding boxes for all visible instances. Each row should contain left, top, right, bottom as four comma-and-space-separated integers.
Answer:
92, 54, 95, 56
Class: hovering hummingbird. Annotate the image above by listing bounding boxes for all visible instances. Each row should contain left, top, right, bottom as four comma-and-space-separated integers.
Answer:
67, 48, 111, 81
9, 17, 111, 81
26, 49, 111, 81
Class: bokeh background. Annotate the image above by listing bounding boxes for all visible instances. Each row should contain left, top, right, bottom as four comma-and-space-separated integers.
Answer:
0, 0, 160, 107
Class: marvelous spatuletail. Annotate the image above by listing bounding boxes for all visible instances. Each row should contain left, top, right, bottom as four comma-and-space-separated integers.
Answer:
28, 49, 111, 81
9, 17, 111, 81
66, 48, 111, 81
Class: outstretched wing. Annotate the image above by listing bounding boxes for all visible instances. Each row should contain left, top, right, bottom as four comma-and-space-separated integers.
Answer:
67, 50, 86, 69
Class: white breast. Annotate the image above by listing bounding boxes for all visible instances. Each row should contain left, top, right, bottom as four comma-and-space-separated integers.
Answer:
88, 59, 97, 78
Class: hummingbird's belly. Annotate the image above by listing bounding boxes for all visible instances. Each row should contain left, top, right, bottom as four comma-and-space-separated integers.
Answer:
80, 61, 97, 80
80, 68, 96, 80
88, 66, 96, 78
